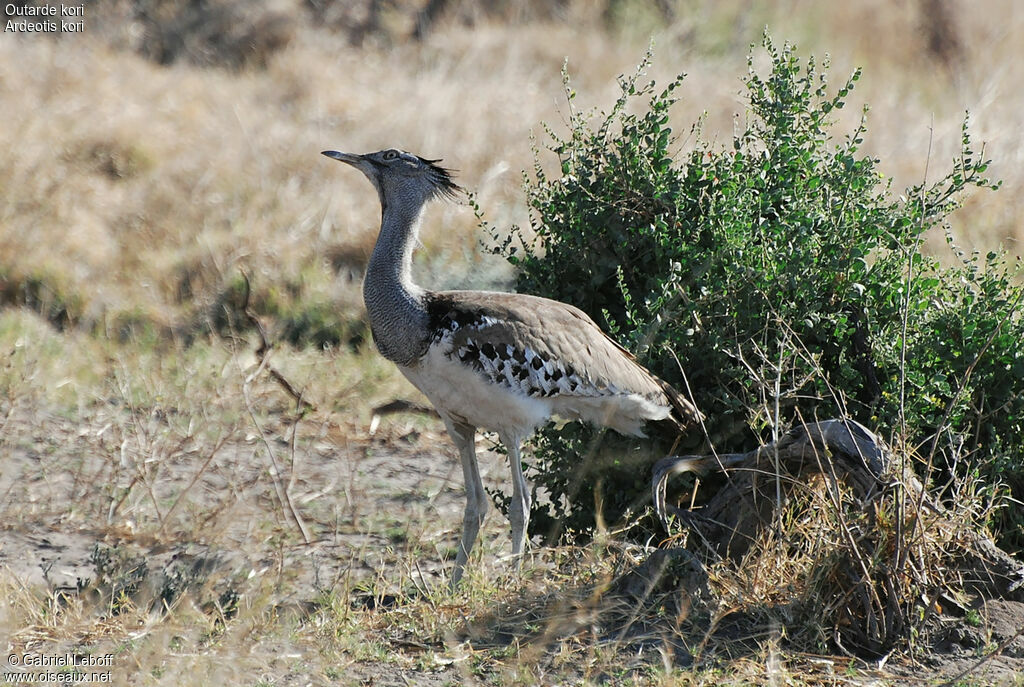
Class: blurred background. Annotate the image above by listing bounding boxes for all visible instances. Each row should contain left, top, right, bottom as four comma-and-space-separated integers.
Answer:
1, 0, 1021, 349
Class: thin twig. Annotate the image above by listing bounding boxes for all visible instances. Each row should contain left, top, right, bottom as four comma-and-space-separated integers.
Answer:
228, 276, 313, 543
937, 622, 1024, 687
239, 269, 316, 415
900, 119, 933, 440
241, 377, 312, 544
159, 434, 229, 536
370, 399, 439, 434
895, 121, 934, 591
372, 399, 438, 417
771, 327, 785, 537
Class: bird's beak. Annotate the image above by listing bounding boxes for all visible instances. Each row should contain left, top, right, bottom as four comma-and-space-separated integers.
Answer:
322, 150, 379, 181
321, 150, 362, 166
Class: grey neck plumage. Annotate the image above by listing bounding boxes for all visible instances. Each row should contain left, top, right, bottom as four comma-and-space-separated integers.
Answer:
362, 193, 431, 366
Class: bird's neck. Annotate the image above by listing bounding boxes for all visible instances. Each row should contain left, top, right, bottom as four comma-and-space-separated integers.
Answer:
362, 194, 431, 366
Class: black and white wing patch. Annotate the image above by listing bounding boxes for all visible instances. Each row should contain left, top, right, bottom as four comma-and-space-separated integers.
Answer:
429, 305, 603, 400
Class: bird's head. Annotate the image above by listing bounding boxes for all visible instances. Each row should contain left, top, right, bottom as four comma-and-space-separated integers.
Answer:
322, 148, 461, 207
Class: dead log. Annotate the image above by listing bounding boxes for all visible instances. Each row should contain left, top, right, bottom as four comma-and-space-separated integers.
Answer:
644, 418, 1024, 656
653, 419, 888, 561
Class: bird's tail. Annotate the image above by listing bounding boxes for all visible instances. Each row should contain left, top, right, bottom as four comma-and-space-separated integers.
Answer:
659, 378, 704, 431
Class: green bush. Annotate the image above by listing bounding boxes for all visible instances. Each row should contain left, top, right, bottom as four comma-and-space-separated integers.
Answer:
486, 34, 1024, 549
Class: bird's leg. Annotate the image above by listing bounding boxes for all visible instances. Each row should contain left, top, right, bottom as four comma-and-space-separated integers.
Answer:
446, 420, 487, 587
500, 433, 531, 563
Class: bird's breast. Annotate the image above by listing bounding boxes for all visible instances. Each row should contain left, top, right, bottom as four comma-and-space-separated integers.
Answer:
399, 343, 553, 435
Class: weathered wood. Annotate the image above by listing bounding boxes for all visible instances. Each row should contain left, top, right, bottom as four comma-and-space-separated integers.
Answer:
653, 419, 888, 560
647, 418, 1024, 655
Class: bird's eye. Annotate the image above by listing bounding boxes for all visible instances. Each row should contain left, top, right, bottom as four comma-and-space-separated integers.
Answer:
382, 150, 398, 161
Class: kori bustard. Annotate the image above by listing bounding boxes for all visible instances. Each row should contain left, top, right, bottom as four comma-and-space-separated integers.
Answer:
323, 148, 701, 585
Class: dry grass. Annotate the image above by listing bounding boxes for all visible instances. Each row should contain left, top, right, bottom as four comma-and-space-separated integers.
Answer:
2, 0, 1022, 334
2, 1, 1024, 684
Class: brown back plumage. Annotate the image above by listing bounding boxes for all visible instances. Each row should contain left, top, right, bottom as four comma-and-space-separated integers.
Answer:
426, 290, 702, 432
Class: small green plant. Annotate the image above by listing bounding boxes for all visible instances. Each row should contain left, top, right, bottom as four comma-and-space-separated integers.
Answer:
487, 34, 1023, 549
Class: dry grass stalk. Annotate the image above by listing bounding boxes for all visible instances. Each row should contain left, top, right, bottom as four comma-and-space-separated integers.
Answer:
239, 270, 316, 416
652, 417, 1023, 659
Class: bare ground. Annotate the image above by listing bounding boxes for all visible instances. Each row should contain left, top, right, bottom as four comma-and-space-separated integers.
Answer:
0, 398, 479, 592
0, 379, 591, 684
1, 389, 1022, 685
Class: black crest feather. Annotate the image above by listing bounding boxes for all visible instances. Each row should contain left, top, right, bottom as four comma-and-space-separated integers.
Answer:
418, 156, 462, 200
